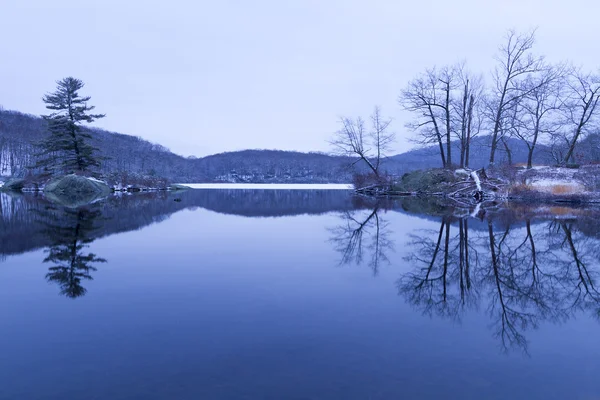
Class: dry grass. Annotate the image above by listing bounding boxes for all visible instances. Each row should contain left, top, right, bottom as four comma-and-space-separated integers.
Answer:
548, 206, 575, 215
509, 182, 584, 197
509, 183, 535, 194
551, 185, 575, 195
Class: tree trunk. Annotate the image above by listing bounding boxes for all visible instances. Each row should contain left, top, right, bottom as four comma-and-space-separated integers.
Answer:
428, 105, 446, 167
465, 95, 474, 168
502, 137, 512, 165
445, 81, 452, 168
460, 81, 469, 168
527, 124, 539, 169
490, 82, 509, 164
564, 124, 584, 165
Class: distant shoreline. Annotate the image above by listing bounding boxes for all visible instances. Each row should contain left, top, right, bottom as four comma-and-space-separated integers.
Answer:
177, 183, 353, 190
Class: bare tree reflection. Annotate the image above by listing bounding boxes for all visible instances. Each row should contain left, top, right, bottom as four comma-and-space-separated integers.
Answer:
552, 222, 600, 315
485, 221, 538, 353
398, 215, 600, 354
329, 205, 393, 275
398, 217, 480, 322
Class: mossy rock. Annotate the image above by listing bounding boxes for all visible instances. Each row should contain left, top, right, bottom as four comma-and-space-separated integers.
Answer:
393, 169, 457, 193
44, 175, 111, 207
0, 179, 25, 192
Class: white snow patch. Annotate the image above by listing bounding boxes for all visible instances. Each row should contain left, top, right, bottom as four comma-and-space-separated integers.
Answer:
528, 179, 585, 194
470, 202, 481, 218
86, 177, 106, 184
454, 169, 470, 178
470, 171, 482, 192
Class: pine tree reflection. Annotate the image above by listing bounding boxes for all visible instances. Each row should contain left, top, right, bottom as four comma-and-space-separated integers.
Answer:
40, 205, 106, 298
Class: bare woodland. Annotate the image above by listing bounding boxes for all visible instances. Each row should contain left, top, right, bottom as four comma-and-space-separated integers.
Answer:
337, 29, 600, 174
399, 29, 600, 168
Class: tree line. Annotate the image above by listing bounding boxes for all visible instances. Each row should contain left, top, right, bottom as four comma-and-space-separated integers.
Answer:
334, 29, 600, 171
0, 109, 359, 183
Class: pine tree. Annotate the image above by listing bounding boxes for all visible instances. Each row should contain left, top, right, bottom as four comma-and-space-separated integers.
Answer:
37, 77, 105, 174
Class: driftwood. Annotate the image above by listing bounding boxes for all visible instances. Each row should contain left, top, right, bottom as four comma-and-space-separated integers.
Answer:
354, 168, 508, 204
447, 168, 507, 203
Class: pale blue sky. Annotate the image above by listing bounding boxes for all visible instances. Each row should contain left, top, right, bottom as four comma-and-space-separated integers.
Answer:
1, 0, 599, 156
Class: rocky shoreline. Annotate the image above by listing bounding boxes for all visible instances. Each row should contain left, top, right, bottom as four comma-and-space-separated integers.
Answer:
0, 174, 187, 207
355, 165, 600, 205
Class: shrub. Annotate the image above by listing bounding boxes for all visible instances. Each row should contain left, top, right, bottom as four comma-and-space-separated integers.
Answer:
103, 171, 169, 189
351, 172, 390, 189
508, 183, 536, 197
551, 185, 575, 195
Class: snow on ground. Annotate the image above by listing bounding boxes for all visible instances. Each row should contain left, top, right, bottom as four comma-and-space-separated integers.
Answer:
177, 183, 353, 190
86, 177, 106, 184
0, 181, 3, 188
528, 179, 586, 194
518, 166, 588, 195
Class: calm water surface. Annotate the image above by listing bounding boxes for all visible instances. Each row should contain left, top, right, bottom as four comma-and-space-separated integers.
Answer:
0, 189, 599, 399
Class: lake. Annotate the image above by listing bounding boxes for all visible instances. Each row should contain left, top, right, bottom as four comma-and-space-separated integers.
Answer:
1, 189, 599, 399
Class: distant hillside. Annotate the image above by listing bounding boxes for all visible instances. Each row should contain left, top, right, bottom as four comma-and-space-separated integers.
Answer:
0, 109, 198, 180
389, 136, 555, 170
1, 108, 598, 183
191, 150, 355, 183
0, 109, 356, 182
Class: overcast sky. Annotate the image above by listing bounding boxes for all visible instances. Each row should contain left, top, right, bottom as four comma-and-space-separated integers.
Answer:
1, 0, 599, 157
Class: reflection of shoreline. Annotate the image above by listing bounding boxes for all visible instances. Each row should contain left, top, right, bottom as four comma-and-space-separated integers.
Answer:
330, 202, 600, 354
0, 190, 360, 259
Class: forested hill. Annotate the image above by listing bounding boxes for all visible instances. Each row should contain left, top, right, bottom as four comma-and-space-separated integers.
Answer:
0, 109, 360, 182
0, 109, 197, 180
2, 108, 599, 183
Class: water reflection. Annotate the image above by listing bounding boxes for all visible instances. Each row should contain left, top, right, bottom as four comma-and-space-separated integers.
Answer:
329, 204, 393, 275
399, 217, 480, 323
2, 190, 600, 349
38, 205, 106, 298
0, 189, 356, 297
0, 190, 356, 259
332, 203, 600, 354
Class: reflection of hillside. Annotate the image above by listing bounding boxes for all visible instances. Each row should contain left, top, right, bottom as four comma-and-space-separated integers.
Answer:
188, 189, 356, 217
0, 192, 181, 258
0, 189, 357, 259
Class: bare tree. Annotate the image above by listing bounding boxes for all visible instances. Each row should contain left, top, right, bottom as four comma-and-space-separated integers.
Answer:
488, 29, 546, 164
371, 106, 395, 173
454, 67, 484, 168
512, 65, 566, 168
561, 69, 600, 164
400, 66, 459, 168
330, 106, 395, 179
439, 66, 458, 166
